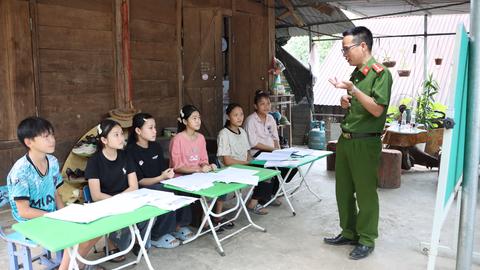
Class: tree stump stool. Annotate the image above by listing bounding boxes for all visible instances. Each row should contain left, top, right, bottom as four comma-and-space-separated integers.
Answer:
326, 140, 337, 171
378, 148, 402, 188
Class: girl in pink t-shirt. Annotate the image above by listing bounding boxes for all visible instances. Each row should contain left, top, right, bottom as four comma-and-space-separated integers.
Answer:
169, 105, 217, 173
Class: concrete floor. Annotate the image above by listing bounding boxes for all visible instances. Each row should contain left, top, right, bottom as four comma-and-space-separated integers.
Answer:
1, 161, 479, 270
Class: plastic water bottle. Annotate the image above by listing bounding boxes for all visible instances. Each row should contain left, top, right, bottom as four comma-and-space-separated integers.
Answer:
401, 111, 407, 127
410, 112, 416, 131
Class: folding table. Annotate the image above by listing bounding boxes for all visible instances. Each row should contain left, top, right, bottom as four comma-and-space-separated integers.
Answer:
164, 164, 280, 256
250, 152, 332, 216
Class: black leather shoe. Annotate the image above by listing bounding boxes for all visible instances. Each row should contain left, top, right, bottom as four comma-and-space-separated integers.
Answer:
323, 234, 358, 246
349, 244, 374, 260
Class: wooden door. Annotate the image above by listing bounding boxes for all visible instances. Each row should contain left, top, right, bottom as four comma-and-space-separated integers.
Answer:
182, 7, 223, 137
231, 11, 269, 115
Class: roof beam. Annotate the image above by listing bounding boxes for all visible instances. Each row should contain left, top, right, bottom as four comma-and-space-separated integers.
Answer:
279, 0, 305, 26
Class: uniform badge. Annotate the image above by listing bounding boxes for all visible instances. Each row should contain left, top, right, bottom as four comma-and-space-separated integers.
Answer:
372, 63, 384, 73
361, 66, 370, 76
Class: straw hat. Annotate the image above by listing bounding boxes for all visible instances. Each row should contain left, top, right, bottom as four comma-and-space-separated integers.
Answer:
108, 108, 139, 128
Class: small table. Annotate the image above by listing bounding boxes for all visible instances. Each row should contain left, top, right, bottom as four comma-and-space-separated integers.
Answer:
250, 151, 332, 216
383, 125, 428, 147
13, 206, 169, 270
164, 164, 279, 256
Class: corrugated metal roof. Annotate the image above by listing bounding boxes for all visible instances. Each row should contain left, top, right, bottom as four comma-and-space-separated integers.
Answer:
313, 14, 470, 108
276, 0, 353, 37
332, 0, 469, 17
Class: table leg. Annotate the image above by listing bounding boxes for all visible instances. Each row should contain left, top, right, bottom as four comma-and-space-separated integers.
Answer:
67, 244, 80, 270
263, 168, 296, 216
295, 163, 322, 201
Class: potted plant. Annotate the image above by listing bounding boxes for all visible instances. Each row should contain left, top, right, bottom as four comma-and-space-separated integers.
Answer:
382, 55, 396, 68
397, 49, 411, 77
415, 74, 447, 156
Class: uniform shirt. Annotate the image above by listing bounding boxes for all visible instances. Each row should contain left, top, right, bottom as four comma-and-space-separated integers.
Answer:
341, 57, 393, 133
244, 112, 279, 156
127, 142, 168, 181
216, 127, 250, 166
7, 154, 63, 222
169, 132, 209, 173
85, 150, 135, 197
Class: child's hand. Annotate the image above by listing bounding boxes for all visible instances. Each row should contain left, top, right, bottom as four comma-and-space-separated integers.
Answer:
201, 165, 211, 173
210, 163, 217, 171
161, 168, 175, 179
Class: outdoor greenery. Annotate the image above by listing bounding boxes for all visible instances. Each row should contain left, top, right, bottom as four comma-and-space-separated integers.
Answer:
416, 74, 447, 129
282, 36, 334, 67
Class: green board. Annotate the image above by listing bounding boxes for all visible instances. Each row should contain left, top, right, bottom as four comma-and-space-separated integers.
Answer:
440, 24, 469, 207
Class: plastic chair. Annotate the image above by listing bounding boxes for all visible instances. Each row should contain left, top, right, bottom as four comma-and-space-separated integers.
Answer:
0, 186, 62, 270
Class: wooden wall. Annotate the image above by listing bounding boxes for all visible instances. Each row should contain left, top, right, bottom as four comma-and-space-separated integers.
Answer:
0, 0, 274, 185
130, 0, 180, 128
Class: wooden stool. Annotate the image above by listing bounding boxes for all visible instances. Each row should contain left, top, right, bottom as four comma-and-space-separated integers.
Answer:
378, 149, 402, 188
326, 140, 337, 171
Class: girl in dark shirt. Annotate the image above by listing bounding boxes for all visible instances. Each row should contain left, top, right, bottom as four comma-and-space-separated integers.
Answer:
85, 119, 138, 261
127, 113, 194, 247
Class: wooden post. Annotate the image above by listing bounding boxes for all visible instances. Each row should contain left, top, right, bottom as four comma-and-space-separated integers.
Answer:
114, 0, 126, 109
176, 0, 183, 110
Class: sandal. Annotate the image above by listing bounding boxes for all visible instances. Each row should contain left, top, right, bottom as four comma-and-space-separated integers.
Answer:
215, 218, 235, 230
150, 233, 180, 249
103, 247, 126, 263
172, 226, 194, 241
247, 204, 268, 215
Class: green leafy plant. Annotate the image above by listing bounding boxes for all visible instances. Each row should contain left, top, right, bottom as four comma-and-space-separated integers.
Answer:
415, 74, 446, 129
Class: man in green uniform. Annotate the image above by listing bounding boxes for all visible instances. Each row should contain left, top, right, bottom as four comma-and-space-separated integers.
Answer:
324, 26, 393, 260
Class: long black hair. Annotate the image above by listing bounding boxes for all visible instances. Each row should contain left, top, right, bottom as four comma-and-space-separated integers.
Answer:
177, 105, 200, 133
254, 89, 270, 105
224, 103, 242, 128
97, 119, 121, 151
127, 113, 154, 146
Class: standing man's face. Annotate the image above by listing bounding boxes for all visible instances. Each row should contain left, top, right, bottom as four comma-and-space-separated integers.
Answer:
342, 35, 363, 67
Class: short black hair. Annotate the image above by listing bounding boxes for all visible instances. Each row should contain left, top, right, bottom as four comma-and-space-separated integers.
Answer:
97, 119, 121, 151
17, 117, 55, 148
127, 112, 154, 145
342, 26, 373, 51
177, 105, 200, 133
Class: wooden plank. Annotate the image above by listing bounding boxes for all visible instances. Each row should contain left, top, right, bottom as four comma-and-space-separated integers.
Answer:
130, 19, 176, 43
43, 112, 110, 139
131, 59, 177, 80
39, 50, 113, 73
133, 80, 177, 99
130, 41, 176, 62
36, 0, 113, 14
231, 12, 252, 114
38, 25, 113, 52
114, 0, 126, 109
183, 0, 219, 8
130, 0, 176, 25
0, 0, 11, 140
235, 0, 264, 15
37, 3, 112, 30
249, 15, 268, 92
133, 96, 178, 126
176, 0, 183, 111
39, 71, 114, 96
39, 93, 114, 114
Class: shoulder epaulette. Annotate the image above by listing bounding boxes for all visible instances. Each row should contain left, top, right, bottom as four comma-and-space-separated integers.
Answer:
371, 63, 384, 74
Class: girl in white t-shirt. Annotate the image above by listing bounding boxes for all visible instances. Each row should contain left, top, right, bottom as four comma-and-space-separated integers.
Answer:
217, 103, 271, 215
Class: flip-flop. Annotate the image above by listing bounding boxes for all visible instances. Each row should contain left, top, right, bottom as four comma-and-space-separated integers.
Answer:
150, 233, 180, 249
247, 204, 268, 215
215, 218, 235, 230
172, 227, 195, 241
103, 247, 126, 263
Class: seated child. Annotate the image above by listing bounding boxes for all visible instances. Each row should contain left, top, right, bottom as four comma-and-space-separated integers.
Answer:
127, 113, 193, 246
7, 117, 102, 270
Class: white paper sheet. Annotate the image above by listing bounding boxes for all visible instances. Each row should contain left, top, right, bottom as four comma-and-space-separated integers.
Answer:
254, 152, 292, 161
264, 160, 301, 168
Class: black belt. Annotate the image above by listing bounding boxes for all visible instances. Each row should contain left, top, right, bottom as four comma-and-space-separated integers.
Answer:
341, 132, 381, 139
